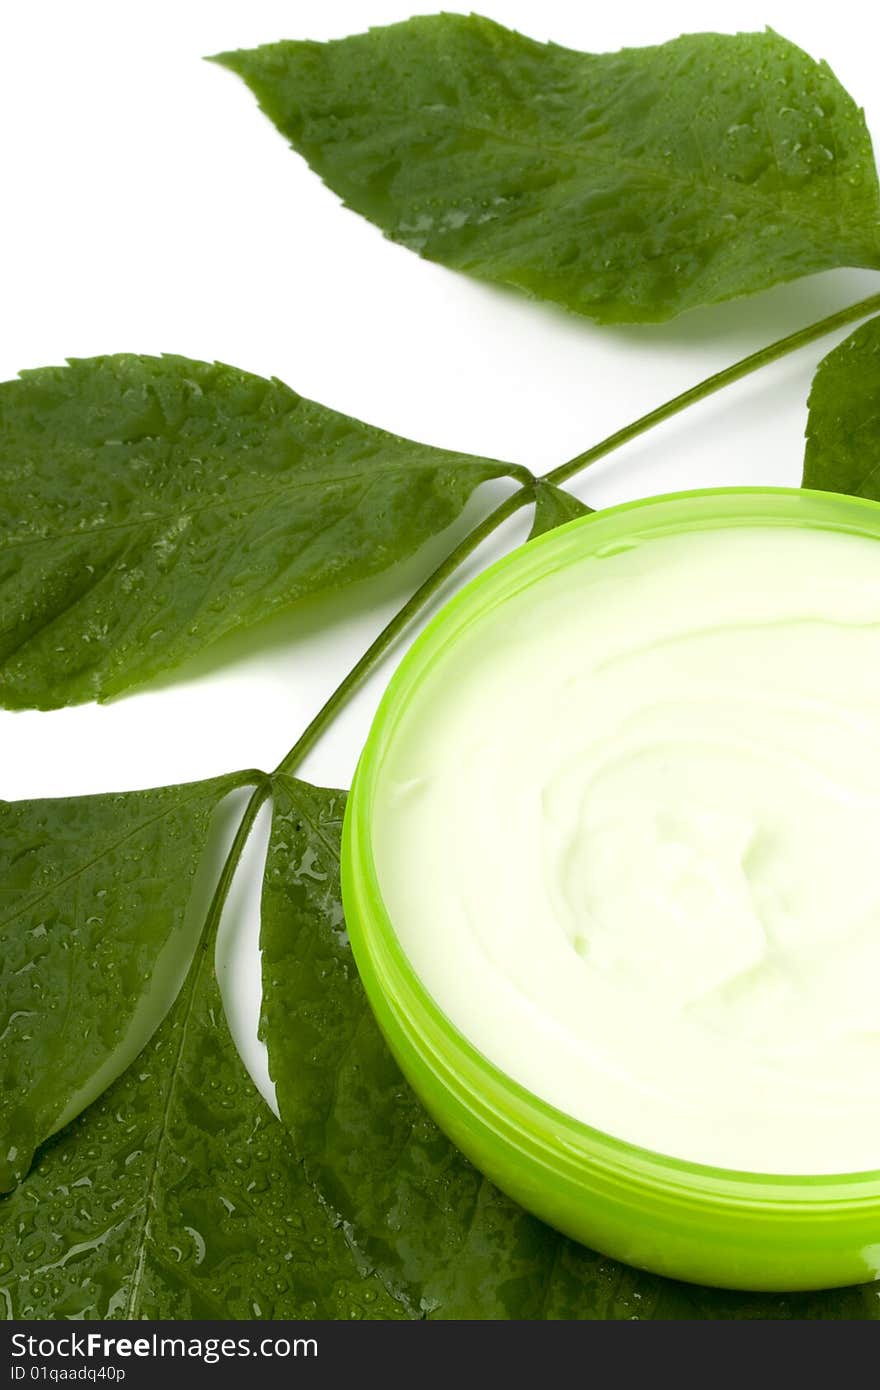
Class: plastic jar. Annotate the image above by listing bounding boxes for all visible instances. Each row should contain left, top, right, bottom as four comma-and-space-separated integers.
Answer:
341, 488, 880, 1291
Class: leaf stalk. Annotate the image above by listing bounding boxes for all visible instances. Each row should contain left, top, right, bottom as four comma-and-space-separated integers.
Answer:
546, 291, 880, 485
275, 484, 535, 776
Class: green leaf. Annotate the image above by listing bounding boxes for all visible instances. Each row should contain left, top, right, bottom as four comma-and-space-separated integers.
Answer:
0, 353, 518, 710
803, 313, 880, 496
0, 898, 406, 1320
260, 775, 879, 1319
0, 772, 249, 1194
528, 482, 593, 540
212, 15, 880, 325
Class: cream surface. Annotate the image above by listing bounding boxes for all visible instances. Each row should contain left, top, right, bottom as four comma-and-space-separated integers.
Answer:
372, 522, 880, 1174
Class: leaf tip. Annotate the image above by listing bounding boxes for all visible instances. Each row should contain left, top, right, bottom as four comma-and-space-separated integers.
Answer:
204, 48, 247, 74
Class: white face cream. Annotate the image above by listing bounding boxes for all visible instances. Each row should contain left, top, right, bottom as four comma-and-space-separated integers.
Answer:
372, 520, 880, 1175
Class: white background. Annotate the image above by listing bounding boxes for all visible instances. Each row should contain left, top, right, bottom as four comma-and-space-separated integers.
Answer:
3, 0, 880, 1100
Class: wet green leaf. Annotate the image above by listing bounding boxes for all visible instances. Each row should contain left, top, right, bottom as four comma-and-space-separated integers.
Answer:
260, 776, 879, 1319
0, 773, 247, 1193
803, 313, 880, 496
0, 353, 517, 710
0, 899, 405, 1320
528, 482, 593, 539
213, 15, 880, 325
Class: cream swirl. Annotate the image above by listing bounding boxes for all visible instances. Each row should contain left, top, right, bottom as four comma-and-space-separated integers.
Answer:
373, 523, 880, 1173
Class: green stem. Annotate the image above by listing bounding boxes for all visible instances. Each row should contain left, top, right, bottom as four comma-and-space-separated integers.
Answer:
545, 290, 880, 487
202, 775, 272, 945
275, 288, 880, 780
275, 483, 535, 776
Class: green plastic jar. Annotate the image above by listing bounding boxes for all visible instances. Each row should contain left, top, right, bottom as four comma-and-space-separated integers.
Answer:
341, 487, 880, 1292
